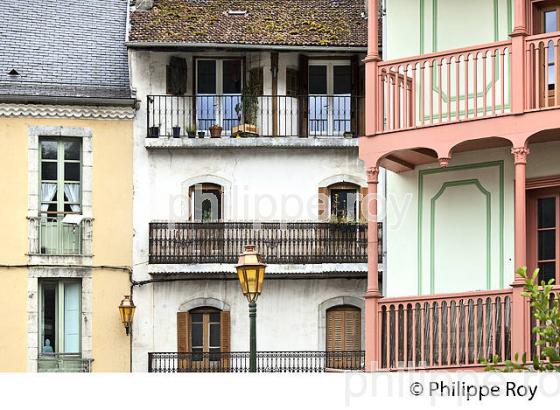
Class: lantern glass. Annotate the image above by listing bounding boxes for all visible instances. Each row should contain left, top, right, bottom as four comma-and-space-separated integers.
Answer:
118, 295, 136, 328
236, 245, 266, 303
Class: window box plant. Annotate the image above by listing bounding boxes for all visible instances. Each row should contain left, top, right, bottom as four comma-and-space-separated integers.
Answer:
172, 126, 181, 138
186, 124, 196, 138
148, 126, 160, 138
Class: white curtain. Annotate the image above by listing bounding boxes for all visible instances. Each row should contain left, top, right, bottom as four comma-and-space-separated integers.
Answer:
40, 183, 57, 212
64, 184, 81, 213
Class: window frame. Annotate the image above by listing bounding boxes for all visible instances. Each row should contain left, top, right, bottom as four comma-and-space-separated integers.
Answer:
527, 186, 560, 284
189, 183, 223, 222
328, 182, 359, 222
38, 279, 82, 356
189, 307, 222, 362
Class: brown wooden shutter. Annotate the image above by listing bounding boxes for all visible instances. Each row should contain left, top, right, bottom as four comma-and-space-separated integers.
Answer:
350, 55, 359, 136
177, 312, 190, 352
318, 187, 329, 221
220, 310, 231, 369
359, 186, 368, 222
167, 57, 188, 96
298, 54, 309, 137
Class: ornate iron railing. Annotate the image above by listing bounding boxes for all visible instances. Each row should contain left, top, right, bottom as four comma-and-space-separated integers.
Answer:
146, 94, 364, 138
148, 351, 365, 373
149, 222, 382, 264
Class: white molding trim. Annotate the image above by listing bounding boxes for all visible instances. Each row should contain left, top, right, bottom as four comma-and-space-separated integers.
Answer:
0, 103, 135, 119
317, 296, 365, 351
180, 175, 233, 220
178, 297, 231, 312
318, 174, 367, 188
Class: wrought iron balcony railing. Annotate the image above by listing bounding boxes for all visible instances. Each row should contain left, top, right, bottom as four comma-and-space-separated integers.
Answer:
146, 94, 364, 139
149, 222, 382, 264
148, 351, 365, 373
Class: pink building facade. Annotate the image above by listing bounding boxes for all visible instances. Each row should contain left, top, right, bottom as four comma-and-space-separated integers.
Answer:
361, 0, 560, 370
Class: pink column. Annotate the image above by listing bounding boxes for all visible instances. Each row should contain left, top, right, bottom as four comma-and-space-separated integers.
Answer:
365, 166, 382, 371
510, 0, 528, 113
364, 0, 380, 135
511, 146, 531, 360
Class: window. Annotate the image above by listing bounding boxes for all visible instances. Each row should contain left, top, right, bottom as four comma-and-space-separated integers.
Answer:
39, 139, 82, 254
329, 183, 359, 222
286, 68, 299, 97
533, 2, 560, 104
39, 280, 81, 355
528, 188, 560, 284
189, 183, 223, 222
190, 308, 221, 362
196, 59, 243, 132
308, 60, 352, 136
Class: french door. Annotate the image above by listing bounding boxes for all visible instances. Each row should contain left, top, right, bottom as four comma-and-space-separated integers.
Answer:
196, 59, 242, 134
527, 188, 560, 284
308, 61, 352, 137
534, 3, 560, 105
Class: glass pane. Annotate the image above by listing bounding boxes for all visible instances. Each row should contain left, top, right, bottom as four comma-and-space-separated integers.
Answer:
64, 163, 80, 181
197, 60, 216, 94
191, 313, 203, 323
41, 283, 56, 353
331, 189, 357, 220
191, 322, 203, 347
196, 95, 216, 131
308, 95, 328, 134
195, 190, 221, 221
538, 197, 556, 228
333, 96, 351, 133
63, 282, 81, 353
222, 60, 242, 94
41, 141, 57, 160
209, 323, 220, 347
309, 65, 327, 94
209, 347, 221, 361
538, 230, 556, 260
64, 141, 81, 161
333, 65, 352, 94
41, 162, 57, 181
538, 262, 556, 284
191, 347, 203, 362
545, 11, 557, 33
209, 312, 220, 323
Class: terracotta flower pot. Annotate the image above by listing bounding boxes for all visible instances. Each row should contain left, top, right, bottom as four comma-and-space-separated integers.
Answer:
209, 125, 223, 138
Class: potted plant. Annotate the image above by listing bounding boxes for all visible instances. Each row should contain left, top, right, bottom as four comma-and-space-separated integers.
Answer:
186, 124, 196, 139
148, 126, 160, 138
172, 125, 181, 138
198, 131, 206, 138
209, 124, 223, 138
233, 83, 259, 137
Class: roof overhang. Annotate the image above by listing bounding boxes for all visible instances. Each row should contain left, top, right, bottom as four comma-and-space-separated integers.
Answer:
0, 94, 137, 107
126, 41, 367, 53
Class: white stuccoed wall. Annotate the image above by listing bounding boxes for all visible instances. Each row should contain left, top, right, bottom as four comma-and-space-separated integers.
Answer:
129, 49, 377, 371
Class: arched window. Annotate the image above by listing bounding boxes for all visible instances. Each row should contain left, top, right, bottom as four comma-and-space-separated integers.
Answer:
189, 183, 223, 222
177, 306, 230, 370
318, 182, 365, 222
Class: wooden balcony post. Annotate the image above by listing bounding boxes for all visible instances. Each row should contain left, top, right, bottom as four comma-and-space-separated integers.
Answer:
365, 0, 381, 135
511, 146, 531, 360
365, 166, 382, 371
510, 0, 528, 113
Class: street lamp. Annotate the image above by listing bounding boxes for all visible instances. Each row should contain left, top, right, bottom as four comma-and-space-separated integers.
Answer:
236, 244, 266, 372
118, 295, 136, 336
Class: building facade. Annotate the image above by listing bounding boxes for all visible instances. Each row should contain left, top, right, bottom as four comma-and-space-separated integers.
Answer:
361, 0, 560, 370
0, 0, 134, 372
128, 0, 384, 372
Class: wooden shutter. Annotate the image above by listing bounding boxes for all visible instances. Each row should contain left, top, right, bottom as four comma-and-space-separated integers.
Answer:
298, 54, 309, 137
350, 55, 359, 136
177, 312, 190, 352
318, 187, 329, 221
344, 310, 361, 351
177, 311, 191, 372
220, 310, 231, 369
359, 186, 368, 222
166, 57, 188, 96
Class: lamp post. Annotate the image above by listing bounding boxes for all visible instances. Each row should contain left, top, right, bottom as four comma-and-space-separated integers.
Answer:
118, 295, 136, 336
236, 244, 266, 373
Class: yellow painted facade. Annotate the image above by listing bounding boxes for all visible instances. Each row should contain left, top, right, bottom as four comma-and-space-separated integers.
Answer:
0, 114, 133, 372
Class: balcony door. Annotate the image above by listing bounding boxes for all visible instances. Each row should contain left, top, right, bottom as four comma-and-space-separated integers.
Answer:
326, 305, 361, 369
308, 61, 352, 137
534, 2, 560, 105
527, 187, 560, 285
196, 59, 242, 134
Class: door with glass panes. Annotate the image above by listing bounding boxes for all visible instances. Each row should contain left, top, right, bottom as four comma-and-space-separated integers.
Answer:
39, 139, 81, 254
534, 2, 560, 105
196, 59, 242, 135
308, 61, 352, 137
